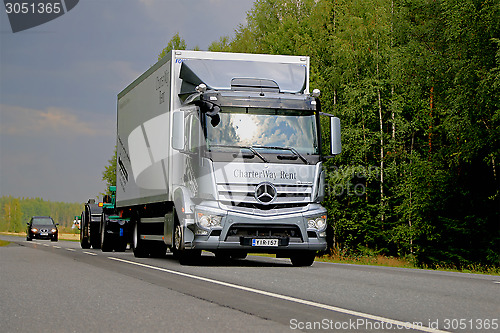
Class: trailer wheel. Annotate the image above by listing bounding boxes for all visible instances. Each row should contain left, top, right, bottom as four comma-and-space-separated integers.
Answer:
100, 218, 113, 252
290, 252, 316, 267
80, 219, 90, 249
114, 238, 127, 252
89, 223, 101, 249
132, 220, 149, 258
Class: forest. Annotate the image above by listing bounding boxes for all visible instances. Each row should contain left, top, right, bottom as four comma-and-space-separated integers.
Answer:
177, 0, 499, 269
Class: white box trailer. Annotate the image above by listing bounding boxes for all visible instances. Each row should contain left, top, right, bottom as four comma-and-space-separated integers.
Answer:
115, 50, 341, 265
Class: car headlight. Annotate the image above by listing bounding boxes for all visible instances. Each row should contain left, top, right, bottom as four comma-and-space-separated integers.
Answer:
196, 213, 222, 230
306, 215, 327, 230
51, 228, 57, 233
31, 228, 38, 233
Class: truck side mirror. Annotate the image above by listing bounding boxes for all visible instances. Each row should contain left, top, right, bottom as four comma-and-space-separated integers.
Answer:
172, 111, 185, 150
330, 117, 341, 155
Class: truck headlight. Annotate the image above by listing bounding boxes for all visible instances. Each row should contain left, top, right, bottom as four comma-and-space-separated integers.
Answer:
306, 215, 327, 230
196, 213, 222, 230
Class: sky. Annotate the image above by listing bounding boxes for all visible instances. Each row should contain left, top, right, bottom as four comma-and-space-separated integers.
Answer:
0, 0, 255, 203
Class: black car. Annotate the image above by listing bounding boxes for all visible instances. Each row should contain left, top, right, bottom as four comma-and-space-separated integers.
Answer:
26, 216, 58, 242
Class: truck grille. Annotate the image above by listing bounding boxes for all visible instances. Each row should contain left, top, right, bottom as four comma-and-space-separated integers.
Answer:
217, 183, 312, 215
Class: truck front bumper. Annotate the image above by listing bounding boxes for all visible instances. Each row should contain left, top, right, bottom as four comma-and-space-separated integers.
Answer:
188, 205, 327, 253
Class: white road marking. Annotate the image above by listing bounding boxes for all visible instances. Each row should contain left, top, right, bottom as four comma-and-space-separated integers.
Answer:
494, 281, 500, 284
53, 246, 61, 249
83, 251, 97, 256
41, 244, 49, 247
66, 248, 76, 252
109, 257, 449, 333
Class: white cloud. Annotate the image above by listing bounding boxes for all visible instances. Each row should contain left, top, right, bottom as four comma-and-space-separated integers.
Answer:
0, 104, 113, 138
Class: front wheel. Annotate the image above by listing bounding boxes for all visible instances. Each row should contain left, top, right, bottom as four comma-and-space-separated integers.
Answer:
290, 252, 316, 267
172, 223, 200, 264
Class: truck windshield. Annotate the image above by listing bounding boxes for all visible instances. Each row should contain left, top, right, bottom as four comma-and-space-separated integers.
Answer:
205, 108, 318, 155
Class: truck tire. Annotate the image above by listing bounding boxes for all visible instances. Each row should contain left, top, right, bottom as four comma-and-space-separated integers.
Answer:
132, 220, 149, 258
290, 252, 316, 267
149, 243, 167, 258
80, 219, 90, 249
100, 218, 113, 252
114, 238, 127, 252
172, 222, 200, 264
90, 224, 101, 249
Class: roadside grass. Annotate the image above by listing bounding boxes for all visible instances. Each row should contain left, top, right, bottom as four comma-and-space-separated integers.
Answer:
0, 239, 10, 246
317, 252, 500, 276
317, 253, 415, 269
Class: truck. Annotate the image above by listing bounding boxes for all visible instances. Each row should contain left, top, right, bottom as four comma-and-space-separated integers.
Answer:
113, 50, 341, 265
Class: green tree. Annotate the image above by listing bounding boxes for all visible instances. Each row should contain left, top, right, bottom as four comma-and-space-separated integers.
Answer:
158, 32, 187, 60
101, 146, 117, 196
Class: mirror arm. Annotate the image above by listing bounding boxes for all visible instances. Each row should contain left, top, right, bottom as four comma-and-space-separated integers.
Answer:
319, 111, 336, 117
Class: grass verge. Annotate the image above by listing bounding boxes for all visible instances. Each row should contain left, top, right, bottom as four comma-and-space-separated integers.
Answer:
317, 252, 500, 275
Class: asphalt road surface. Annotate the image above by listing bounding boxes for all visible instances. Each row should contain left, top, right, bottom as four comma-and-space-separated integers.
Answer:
1, 234, 499, 333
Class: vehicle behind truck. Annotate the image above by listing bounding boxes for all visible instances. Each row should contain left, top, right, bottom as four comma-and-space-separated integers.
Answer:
113, 50, 341, 265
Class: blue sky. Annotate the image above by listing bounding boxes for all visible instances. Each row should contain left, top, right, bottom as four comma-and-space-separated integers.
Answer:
0, 0, 255, 203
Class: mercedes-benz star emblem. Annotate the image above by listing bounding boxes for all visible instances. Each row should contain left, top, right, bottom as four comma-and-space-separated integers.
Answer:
255, 182, 277, 204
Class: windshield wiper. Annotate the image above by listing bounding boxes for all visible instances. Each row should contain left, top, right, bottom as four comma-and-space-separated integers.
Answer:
210, 144, 269, 163
251, 146, 310, 165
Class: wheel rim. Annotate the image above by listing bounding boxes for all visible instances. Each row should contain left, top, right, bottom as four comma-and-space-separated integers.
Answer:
133, 223, 139, 249
174, 225, 182, 251
101, 222, 105, 246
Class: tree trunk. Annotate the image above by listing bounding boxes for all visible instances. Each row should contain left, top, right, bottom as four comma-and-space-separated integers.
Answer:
428, 86, 434, 159
378, 87, 385, 224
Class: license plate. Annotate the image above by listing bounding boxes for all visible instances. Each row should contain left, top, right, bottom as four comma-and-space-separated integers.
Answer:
251, 239, 278, 247
40, 233, 48, 236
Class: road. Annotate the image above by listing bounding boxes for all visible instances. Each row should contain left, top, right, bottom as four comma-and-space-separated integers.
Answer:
1, 234, 498, 332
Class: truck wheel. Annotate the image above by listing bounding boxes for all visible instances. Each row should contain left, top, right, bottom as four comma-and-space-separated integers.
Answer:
114, 239, 127, 252
132, 221, 149, 258
172, 223, 201, 264
290, 252, 316, 267
172, 223, 183, 256
149, 243, 167, 258
100, 220, 113, 252
90, 224, 101, 249
80, 220, 90, 249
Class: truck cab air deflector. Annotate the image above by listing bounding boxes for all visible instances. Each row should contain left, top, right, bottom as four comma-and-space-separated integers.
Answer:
179, 59, 307, 95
